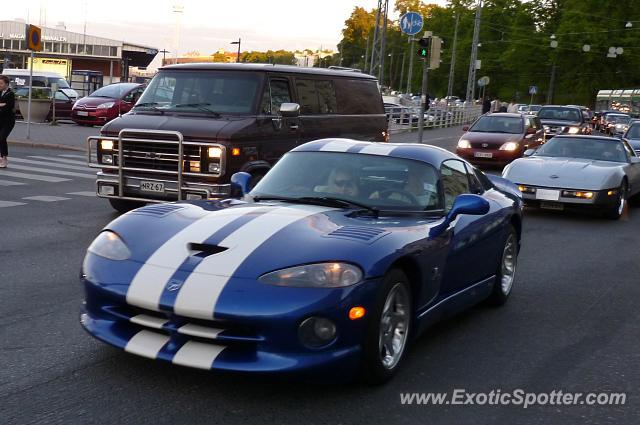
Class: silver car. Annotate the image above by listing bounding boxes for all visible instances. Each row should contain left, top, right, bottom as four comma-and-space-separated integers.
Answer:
502, 135, 640, 219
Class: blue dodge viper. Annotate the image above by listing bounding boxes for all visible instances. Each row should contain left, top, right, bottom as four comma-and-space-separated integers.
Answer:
81, 139, 524, 383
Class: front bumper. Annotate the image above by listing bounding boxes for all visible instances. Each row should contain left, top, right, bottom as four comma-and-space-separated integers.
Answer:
80, 269, 382, 378
457, 148, 522, 166
516, 185, 619, 210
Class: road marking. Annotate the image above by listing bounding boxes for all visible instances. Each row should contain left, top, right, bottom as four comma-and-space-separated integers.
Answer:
22, 196, 71, 202
67, 191, 96, 197
6, 164, 95, 179
0, 171, 70, 182
0, 201, 27, 207
28, 156, 87, 166
58, 154, 86, 159
0, 179, 26, 186
10, 157, 91, 172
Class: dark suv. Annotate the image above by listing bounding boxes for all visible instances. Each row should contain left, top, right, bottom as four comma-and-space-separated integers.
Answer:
537, 105, 592, 140
87, 63, 388, 212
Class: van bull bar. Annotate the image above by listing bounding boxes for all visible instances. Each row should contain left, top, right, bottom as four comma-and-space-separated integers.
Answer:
87, 129, 229, 202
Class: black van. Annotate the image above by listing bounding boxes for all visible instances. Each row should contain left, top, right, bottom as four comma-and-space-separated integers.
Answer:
87, 63, 388, 212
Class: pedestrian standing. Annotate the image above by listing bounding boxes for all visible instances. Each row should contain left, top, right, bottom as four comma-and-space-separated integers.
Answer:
0, 75, 16, 168
482, 97, 491, 114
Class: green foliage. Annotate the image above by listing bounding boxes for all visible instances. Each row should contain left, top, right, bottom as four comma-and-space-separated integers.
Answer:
241, 50, 296, 65
336, 0, 640, 107
16, 87, 51, 100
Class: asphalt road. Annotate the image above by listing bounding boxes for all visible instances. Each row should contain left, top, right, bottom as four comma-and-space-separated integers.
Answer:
1, 140, 639, 424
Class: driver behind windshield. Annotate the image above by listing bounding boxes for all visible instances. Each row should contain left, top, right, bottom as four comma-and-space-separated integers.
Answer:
319, 165, 360, 197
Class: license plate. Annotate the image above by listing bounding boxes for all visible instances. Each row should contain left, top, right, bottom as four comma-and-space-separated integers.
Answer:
140, 181, 165, 193
474, 152, 493, 158
540, 201, 564, 211
536, 189, 560, 201
76, 111, 88, 116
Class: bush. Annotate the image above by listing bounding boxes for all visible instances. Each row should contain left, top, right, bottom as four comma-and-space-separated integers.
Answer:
15, 87, 52, 100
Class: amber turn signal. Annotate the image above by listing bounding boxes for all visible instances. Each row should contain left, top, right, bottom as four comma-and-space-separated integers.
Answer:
349, 306, 366, 320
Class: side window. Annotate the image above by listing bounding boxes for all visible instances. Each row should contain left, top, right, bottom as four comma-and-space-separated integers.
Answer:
316, 80, 337, 114
440, 159, 470, 211
54, 91, 69, 101
259, 79, 291, 114
123, 90, 135, 103
334, 79, 385, 115
296, 79, 319, 115
465, 163, 485, 194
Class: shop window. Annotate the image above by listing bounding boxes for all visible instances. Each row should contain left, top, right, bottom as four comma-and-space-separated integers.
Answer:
110, 46, 118, 57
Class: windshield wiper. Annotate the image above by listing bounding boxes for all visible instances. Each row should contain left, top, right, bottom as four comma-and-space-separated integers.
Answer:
133, 102, 163, 111
171, 103, 221, 116
252, 195, 379, 216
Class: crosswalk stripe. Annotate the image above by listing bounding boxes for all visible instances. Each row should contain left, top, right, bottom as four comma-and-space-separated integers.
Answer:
58, 154, 86, 159
6, 164, 95, 179
0, 201, 27, 208
10, 157, 92, 172
67, 191, 96, 197
28, 156, 87, 166
22, 196, 71, 202
0, 171, 70, 182
0, 179, 26, 186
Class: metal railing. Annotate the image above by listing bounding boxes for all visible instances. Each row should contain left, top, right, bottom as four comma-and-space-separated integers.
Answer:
385, 104, 483, 134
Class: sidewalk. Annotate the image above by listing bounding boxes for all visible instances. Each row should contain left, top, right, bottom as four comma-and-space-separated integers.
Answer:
6, 120, 463, 152
8, 121, 99, 152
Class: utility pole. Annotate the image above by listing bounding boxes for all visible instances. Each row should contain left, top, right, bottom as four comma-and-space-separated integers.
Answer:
364, 33, 370, 73
465, 0, 482, 102
418, 32, 432, 144
547, 59, 557, 104
447, 14, 460, 99
406, 37, 415, 94
399, 51, 406, 93
369, 0, 389, 82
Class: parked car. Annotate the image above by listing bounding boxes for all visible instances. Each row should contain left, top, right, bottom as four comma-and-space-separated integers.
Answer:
72, 83, 145, 126
537, 105, 591, 139
456, 113, 545, 166
4, 69, 79, 100
87, 63, 389, 213
13, 87, 75, 121
80, 138, 524, 383
503, 135, 640, 219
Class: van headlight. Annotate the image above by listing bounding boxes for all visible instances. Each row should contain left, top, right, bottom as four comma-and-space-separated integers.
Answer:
259, 263, 363, 288
87, 231, 131, 261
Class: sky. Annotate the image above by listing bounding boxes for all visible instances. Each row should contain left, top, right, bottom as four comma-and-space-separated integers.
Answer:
3, 0, 448, 69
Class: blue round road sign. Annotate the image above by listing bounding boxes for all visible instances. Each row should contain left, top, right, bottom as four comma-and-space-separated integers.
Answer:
400, 12, 423, 36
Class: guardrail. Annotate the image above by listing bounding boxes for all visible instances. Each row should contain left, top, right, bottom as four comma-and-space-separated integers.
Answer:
385, 105, 483, 134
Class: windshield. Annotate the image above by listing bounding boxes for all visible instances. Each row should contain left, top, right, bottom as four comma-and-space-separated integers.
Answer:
252, 151, 442, 212
136, 70, 261, 114
611, 115, 630, 124
538, 107, 581, 122
626, 124, 640, 139
469, 116, 523, 134
90, 84, 137, 98
534, 137, 628, 163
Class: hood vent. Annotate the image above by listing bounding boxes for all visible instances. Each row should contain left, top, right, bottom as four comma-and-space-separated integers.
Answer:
326, 226, 387, 243
131, 204, 185, 217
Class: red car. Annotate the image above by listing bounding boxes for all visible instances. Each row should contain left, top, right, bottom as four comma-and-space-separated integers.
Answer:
72, 83, 144, 126
456, 113, 545, 166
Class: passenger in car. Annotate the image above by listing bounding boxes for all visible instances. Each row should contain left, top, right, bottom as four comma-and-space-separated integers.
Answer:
316, 165, 360, 197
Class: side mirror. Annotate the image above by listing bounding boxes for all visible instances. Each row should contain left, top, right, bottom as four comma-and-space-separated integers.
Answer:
526, 127, 536, 135
462, 125, 469, 131
230, 172, 252, 197
429, 194, 490, 237
523, 149, 536, 157
280, 102, 300, 118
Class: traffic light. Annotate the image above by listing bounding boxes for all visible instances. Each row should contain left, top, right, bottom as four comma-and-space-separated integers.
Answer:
429, 36, 442, 69
417, 37, 430, 58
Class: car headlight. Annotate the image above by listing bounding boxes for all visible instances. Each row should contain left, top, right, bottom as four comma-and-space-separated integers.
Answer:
259, 262, 363, 288
499, 142, 519, 151
97, 102, 115, 109
87, 231, 131, 261
567, 127, 580, 134
100, 140, 114, 150
457, 139, 471, 149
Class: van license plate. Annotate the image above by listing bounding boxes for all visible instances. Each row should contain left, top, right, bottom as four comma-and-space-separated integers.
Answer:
140, 181, 164, 193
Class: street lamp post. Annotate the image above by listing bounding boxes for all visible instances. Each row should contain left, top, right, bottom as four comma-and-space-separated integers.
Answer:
230, 38, 241, 63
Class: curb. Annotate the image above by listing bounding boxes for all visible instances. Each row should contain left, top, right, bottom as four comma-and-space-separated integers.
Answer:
8, 139, 86, 152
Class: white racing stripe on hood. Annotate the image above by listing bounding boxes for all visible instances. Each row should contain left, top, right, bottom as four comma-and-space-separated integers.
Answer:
124, 330, 170, 359
172, 341, 226, 370
126, 207, 262, 311
173, 205, 332, 319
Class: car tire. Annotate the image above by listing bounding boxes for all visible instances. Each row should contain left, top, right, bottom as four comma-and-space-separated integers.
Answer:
487, 225, 518, 306
361, 269, 412, 385
108, 198, 146, 214
604, 181, 627, 220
